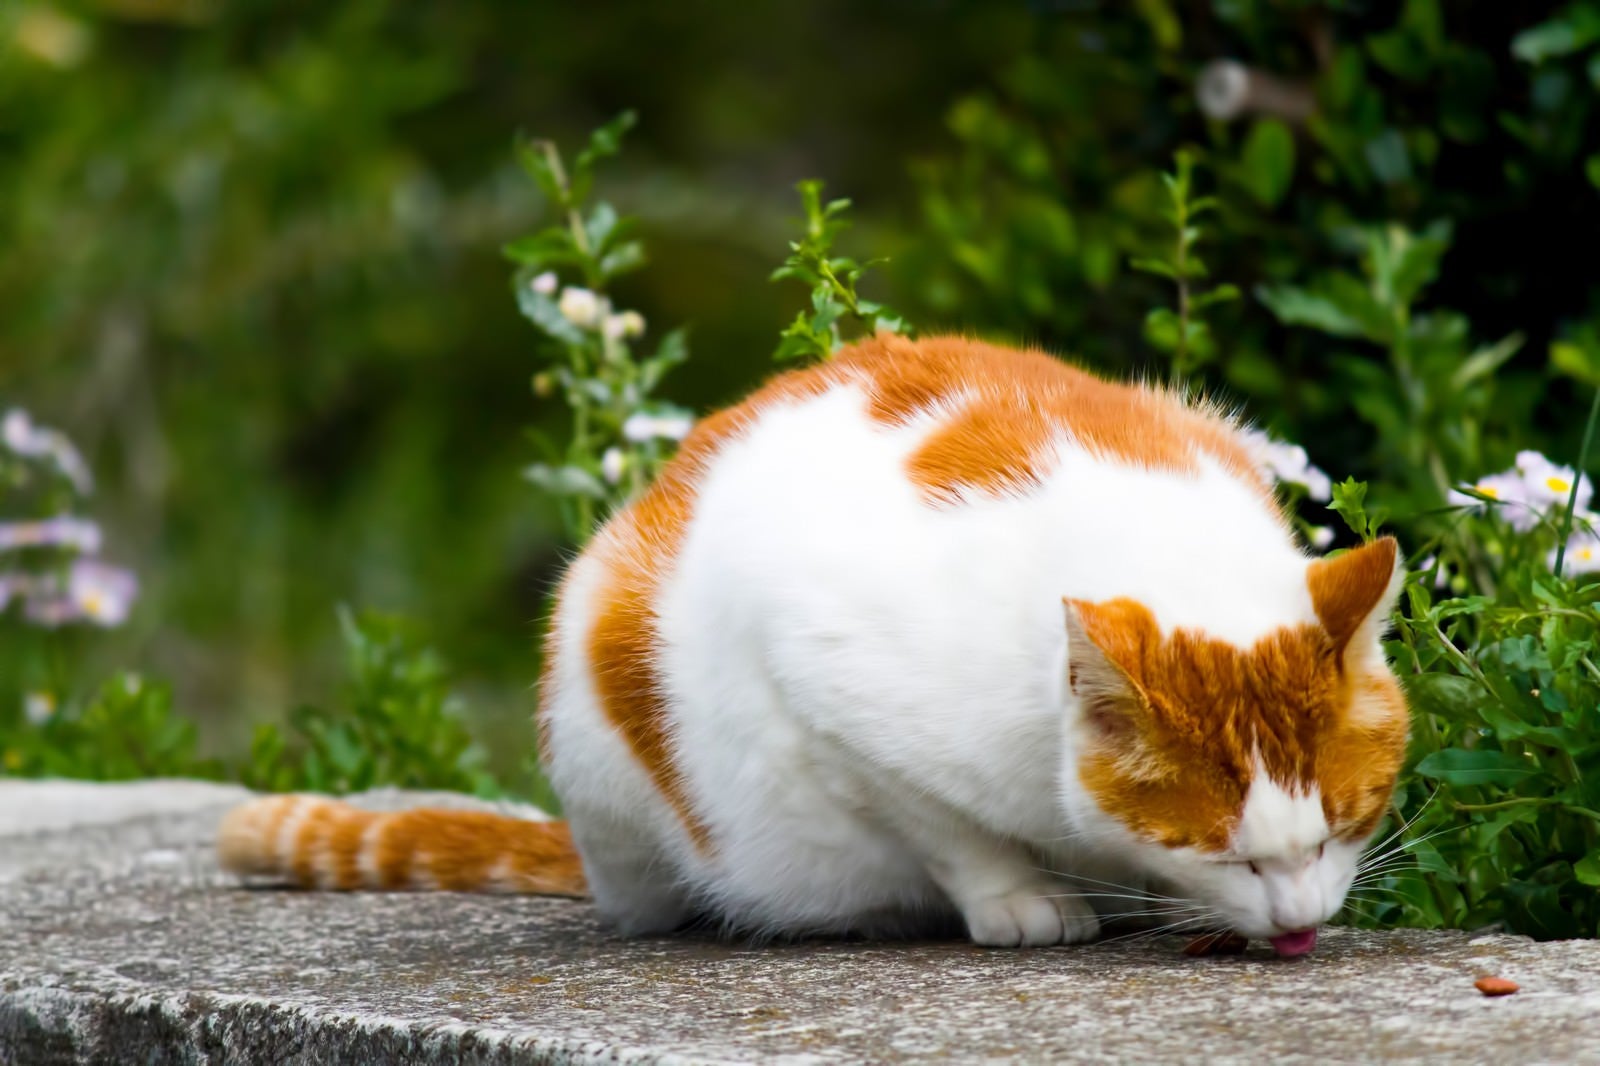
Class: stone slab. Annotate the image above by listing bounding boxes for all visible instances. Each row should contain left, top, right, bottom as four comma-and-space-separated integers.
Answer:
2, 779, 1599, 1064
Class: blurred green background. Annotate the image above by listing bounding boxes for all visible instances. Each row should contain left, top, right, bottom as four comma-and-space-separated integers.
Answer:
5, 0, 1599, 791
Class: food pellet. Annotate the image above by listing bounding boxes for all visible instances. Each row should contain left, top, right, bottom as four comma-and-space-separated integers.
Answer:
1474, 976, 1519, 997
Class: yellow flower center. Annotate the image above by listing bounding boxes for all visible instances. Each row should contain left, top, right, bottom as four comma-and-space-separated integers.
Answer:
1476, 484, 1499, 499
81, 591, 106, 619
1581, 548, 1595, 562
1547, 476, 1572, 494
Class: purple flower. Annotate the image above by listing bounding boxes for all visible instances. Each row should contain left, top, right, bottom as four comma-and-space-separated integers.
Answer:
15, 559, 138, 628
0, 516, 102, 554
2, 408, 93, 495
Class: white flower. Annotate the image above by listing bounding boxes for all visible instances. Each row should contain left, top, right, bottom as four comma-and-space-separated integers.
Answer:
530, 271, 559, 295
0, 516, 102, 554
1548, 521, 1600, 573
622, 412, 694, 444
23, 692, 56, 727
1449, 470, 1540, 532
2, 409, 93, 495
1514, 450, 1593, 513
603, 310, 646, 341
601, 446, 626, 485
557, 287, 602, 329
1308, 526, 1335, 549
1416, 553, 1452, 590
1242, 429, 1333, 501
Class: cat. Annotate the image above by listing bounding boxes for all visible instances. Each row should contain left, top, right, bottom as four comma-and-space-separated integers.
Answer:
219, 334, 1409, 957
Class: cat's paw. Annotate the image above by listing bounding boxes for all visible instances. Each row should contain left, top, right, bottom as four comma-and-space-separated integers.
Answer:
962, 887, 1101, 947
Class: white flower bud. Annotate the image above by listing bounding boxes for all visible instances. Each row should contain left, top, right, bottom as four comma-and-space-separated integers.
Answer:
557, 287, 602, 328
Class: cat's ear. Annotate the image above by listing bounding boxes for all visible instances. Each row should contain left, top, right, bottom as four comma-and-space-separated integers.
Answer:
1306, 536, 1403, 665
1063, 598, 1152, 742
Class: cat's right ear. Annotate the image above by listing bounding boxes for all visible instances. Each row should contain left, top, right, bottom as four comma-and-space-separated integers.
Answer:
1063, 598, 1150, 742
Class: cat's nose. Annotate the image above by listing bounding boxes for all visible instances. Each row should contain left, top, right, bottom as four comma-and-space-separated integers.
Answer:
1263, 868, 1324, 930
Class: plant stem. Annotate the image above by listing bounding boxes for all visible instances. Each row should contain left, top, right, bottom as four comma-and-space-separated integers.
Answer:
1554, 384, 1600, 577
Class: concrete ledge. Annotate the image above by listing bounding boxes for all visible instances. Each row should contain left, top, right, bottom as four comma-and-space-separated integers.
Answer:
4, 780, 1600, 1064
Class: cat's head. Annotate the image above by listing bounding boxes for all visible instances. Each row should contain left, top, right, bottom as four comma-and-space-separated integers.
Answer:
1059, 536, 1408, 950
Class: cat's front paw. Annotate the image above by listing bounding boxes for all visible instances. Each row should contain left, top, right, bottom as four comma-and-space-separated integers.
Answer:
962, 888, 1101, 947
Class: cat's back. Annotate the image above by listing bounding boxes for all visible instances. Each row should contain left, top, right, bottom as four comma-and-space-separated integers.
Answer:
566, 333, 1297, 666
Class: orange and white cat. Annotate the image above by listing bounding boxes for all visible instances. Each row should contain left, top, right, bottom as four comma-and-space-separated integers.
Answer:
220, 334, 1409, 957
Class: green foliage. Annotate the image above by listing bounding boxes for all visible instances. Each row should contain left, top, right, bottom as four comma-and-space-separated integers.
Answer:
1259, 223, 1521, 508
240, 608, 499, 796
771, 181, 909, 362
1129, 152, 1239, 381
508, 114, 693, 544
1373, 550, 1600, 939
2, 608, 501, 798
1328, 478, 1386, 543
2, 674, 218, 780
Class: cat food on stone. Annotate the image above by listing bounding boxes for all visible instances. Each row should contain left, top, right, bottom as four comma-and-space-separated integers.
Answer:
1184, 932, 1248, 956
1474, 976, 1519, 997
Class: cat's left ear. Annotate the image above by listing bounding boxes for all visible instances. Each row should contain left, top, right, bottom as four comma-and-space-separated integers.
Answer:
1062, 597, 1157, 745
1306, 536, 1403, 666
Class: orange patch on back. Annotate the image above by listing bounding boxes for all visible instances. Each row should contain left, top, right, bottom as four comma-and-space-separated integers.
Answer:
838, 335, 1268, 505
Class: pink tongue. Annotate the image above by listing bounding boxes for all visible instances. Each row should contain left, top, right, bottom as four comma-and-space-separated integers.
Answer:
1269, 929, 1318, 957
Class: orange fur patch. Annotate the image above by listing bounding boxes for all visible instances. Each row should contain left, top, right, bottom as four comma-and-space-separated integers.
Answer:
1069, 598, 1406, 850
842, 335, 1268, 505
216, 797, 587, 896
564, 334, 1275, 851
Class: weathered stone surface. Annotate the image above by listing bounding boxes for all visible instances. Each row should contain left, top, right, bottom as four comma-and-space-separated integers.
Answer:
3, 779, 1599, 1064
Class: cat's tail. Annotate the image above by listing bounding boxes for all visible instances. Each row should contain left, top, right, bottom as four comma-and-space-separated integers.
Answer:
216, 795, 588, 896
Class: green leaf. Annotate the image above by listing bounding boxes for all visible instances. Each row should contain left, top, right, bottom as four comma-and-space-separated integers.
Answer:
502, 231, 581, 269
1405, 673, 1487, 722
1513, 7, 1600, 64
515, 138, 566, 207
1190, 284, 1241, 311
1241, 120, 1296, 207
1364, 129, 1413, 185
571, 110, 638, 202
1328, 478, 1375, 540
1368, 222, 1451, 309
525, 463, 608, 500
1256, 283, 1388, 343
1414, 748, 1545, 787
1452, 332, 1524, 390
1143, 308, 1181, 353
1552, 339, 1600, 388
1129, 256, 1178, 280
584, 201, 621, 252
599, 241, 646, 280
1576, 850, 1600, 887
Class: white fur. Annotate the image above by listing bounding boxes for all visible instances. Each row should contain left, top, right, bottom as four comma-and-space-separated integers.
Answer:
543, 378, 1376, 944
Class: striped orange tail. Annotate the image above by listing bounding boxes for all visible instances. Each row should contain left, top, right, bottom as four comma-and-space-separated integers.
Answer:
216, 795, 588, 896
